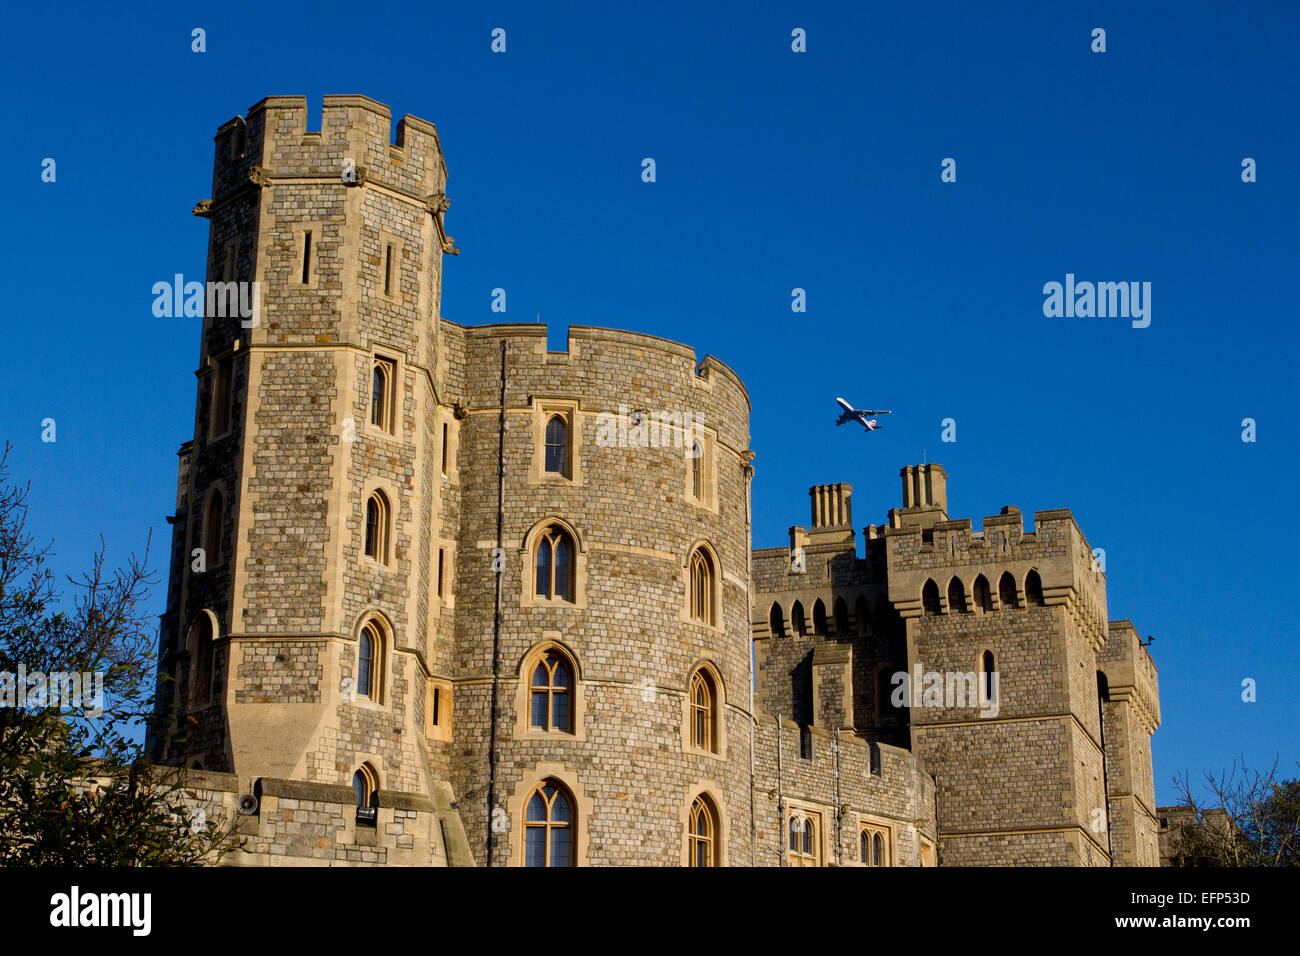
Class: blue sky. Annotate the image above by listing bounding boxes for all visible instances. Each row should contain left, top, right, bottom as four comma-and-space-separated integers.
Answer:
1, 0, 1296, 805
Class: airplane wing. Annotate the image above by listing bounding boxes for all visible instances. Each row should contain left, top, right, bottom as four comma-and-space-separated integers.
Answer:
860, 410, 892, 416
835, 411, 854, 426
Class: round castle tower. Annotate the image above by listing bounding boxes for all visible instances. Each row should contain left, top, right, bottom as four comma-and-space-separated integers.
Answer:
439, 323, 754, 866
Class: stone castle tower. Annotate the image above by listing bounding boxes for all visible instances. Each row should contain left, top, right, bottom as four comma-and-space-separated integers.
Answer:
751, 465, 1162, 866
153, 95, 758, 866
152, 96, 1156, 867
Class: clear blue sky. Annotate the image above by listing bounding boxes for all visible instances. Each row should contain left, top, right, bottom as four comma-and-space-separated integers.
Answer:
2, 1, 1296, 805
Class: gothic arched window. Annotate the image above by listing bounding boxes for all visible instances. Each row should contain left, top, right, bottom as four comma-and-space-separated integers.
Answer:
529, 650, 573, 732
524, 780, 574, 867
689, 795, 718, 867
689, 548, 717, 626
544, 415, 567, 475
534, 526, 574, 601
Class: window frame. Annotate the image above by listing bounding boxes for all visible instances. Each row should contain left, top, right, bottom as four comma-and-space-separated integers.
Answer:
362, 490, 391, 567
682, 542, 721, 629
514, 640, 586, 741
528, 399, 583, 486
520, 518, 587, 609
354, 616, 388, 706
786, 804, 824, 867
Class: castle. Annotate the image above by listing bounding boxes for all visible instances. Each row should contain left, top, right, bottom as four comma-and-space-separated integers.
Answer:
150, 95, 1161, 867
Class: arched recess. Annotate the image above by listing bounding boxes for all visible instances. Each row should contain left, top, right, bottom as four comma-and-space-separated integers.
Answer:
185, 609, 219, 709
790, 601, 806, 637
998, 571, 1019, 609
350, 609, 395, 707
921, 580, 941, 616
947, 577, 967, 614
768, 602, 785, 638
972, 574, 992, 613
812, 599, 828, 635
1025, 569, 1045, 607
855, 595, 871, 637
833, 597, 850, 636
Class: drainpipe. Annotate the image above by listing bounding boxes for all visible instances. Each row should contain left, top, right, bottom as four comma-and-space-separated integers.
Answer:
776, 720, 785, 866
485, 339, 506, 866
834, 728, 842, 866
744, 454, 756, 867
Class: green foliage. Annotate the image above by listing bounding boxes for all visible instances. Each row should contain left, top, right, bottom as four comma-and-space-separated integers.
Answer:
1171, 759, 1300, 867
0, 443, 240, 865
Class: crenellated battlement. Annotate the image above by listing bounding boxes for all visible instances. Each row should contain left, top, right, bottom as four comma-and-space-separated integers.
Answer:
206, 95, 448, 217
885, 499, 1108, 648
1100, 620, 1161, 733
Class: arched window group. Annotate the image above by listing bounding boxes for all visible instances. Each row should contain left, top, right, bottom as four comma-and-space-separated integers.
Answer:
788, 812, 820, 866
767, 595, 873, 638
920, 569, 1045, 614
860, 826, 889, 866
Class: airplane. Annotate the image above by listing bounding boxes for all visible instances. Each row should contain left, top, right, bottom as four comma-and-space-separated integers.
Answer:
835, 397, 891, 432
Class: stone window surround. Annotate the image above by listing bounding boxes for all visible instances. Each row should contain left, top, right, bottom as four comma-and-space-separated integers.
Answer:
198, 481, 229, 569
359, 478, 400, 570
513, 635, 586, 742
678, 784, 729, 866
438, 406, 460, 484
856, 814, 895, 866
435, 537, 455, 609
288, 220, 325, 290
349, 610, 394, 711
680, 659, 727, 760
206, 348, 238, 443
527, 398, 583, 486
365, 347, 403, 442
506, 763, 593, 867
518, 517, 589, 610
785, 800, 828, 866
683, 422, 718, 513
679, 539, 723, 632
373, 230, 405, 307
425, 676, 452, 742
182, 608, 221, 713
